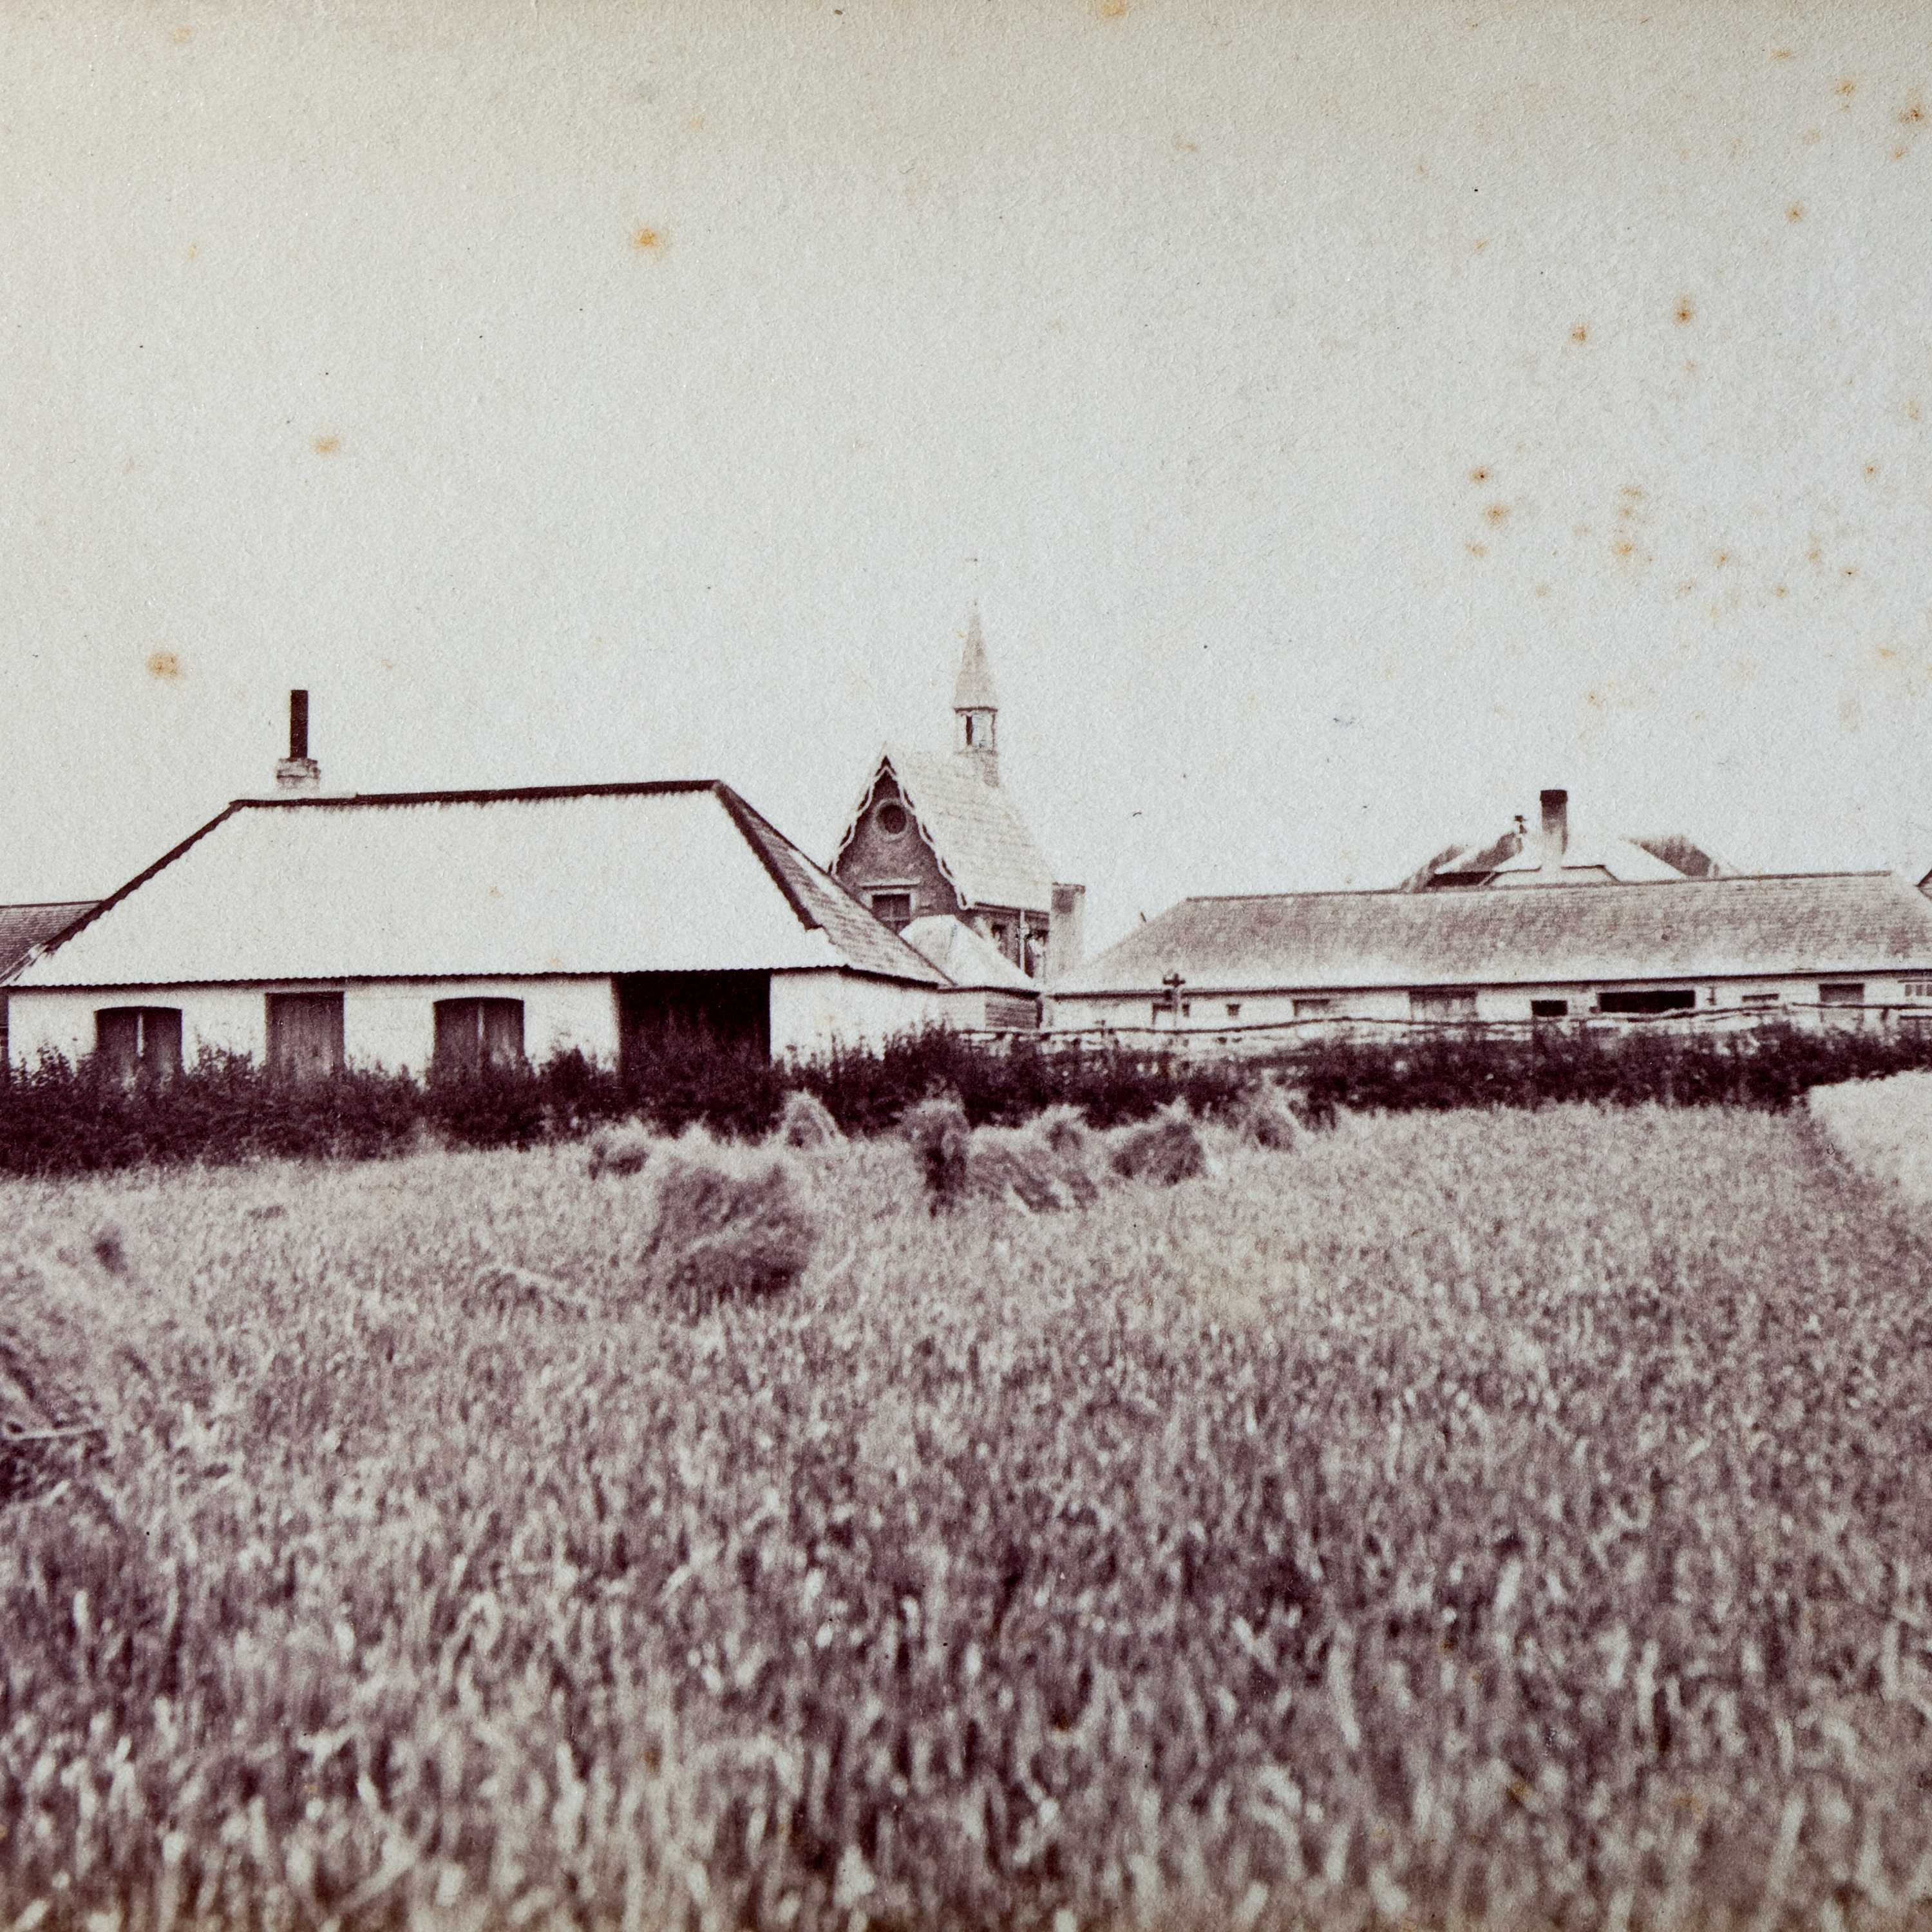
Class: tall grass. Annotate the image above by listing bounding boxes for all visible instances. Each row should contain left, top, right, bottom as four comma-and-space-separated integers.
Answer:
3, 1107, 1931, 1928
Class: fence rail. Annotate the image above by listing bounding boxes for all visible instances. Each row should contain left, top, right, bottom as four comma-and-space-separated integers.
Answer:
960, 1003, 1932, 1048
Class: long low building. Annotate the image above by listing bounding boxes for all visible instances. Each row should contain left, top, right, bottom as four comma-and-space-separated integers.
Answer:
4, 779, 954, 1078
1048, 871, 1932, 1033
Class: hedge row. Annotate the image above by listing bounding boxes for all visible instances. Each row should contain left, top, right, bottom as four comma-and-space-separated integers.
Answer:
3, 1020, 1930, 1177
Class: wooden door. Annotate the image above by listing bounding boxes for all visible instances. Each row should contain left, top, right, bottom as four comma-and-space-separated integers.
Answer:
267, 992, 345, 1079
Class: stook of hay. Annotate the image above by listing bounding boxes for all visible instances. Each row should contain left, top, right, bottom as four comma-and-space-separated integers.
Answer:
775, 1089, 843, 1150
587, 1121, 656, 1179
903, 1097, 971, 1213
633, 1134, 819, 1313
966, 1104, 1105, 1213
1109, 1105, 1210, 1186
1, 1228, 162, 1504
1226, 1079, 1306, 1151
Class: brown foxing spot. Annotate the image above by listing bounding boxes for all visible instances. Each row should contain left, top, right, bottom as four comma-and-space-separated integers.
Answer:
1674, 296, 1696, 325
1473, 238, 1489, 252
1095, 0, 1128, 17
688, 115, 705, 132
1484, 502, 1509, 526
1621, 484, 1645, 497
1771, 47, 1794, 61
1570, 323, 1589, 343
1808, 544, 1823, 564
1892, 145, 1909, 161
1837, 77, 1857, 98
1613, 539, 1636, 558
1677, 580, 1695, 596
1879, 647, 1898, 661
1865, 462, 1878, 476
1775, 584, 1789, 597
146, 650, 182, 680
632, 227, 665, 251
1533, 583, 1550, 597
312, 434, 340, 455
1714, 549, 1730, 566
185, 242, 198, 261
1787, 203, 1804, 222
1174, 134, 1199, 153
1466, 542, 1488, 558
1843, 566, 1858, 577
1902, 102, 1925, 123
1909, 399, 1924, 422
172, 24, 191, 43
1469, 466, 1490, 482
1803, 127, 1823, 144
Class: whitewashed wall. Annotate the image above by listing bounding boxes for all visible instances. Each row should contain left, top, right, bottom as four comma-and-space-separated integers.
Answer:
5, 976, 621, 1074
768, 970, 957, 1059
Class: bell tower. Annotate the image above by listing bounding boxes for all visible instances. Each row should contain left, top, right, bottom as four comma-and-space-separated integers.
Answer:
952, 603, 999, 786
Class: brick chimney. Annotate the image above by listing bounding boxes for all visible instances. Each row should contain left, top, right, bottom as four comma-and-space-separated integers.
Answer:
275, 690, 321, 794
1045, 881, 1086, 984
1538, 789, 1568, 873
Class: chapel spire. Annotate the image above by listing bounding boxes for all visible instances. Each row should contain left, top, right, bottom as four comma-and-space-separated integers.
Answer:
952, 603, 999, 786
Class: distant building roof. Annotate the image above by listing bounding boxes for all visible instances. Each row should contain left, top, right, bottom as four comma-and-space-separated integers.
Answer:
11, 781, 947, 990
840, 745, 1055, 915
899, 914, 1039, 993
0, 902, 99, 983
1401, 824, 1729, 890
1056, 871, 1932, 998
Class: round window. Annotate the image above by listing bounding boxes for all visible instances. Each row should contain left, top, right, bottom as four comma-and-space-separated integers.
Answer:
875, 801, 909, 837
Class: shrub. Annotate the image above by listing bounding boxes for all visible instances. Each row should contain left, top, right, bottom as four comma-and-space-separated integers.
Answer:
902, 1096, 971, 1212
587, 1121, 656, 1179
775, 1088, 842, 1150
632, 1133, 819, 1312
1109, 1104, 1209, 1185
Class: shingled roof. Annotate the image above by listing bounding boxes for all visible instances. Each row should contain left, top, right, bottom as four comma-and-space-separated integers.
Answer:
12, 781, 947, 990
1056, 871, 1932, 997
842, 746, 1055, 915
0, 902, 99, 983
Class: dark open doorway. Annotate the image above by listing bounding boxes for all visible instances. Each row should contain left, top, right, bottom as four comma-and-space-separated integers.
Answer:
616, 971, 771, 1079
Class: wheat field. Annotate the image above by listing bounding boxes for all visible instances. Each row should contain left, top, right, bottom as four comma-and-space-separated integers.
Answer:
3, 1106, 1930, 1931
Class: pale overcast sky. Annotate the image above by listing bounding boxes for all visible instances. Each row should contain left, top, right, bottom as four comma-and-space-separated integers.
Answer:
5, 0, 1930, 951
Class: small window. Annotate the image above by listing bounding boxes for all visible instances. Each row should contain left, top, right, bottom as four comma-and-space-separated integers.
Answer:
1180, 1001, 1193, 1018
1226, 1002, 1242, 1018
964, 716, 976, 746
1293, 997, 1334, 1018
874, 801, 909, 838
869, 891, 913, 931
1530, 999, 1569, 1019
433, 998, 526, 1074
1819, 982, 1866, 1007
1597, 988, 1696, 1015
1410, 989, 1477, 1022
1741, 992, 1781, 1009
95, 1006, 183, 1080
267, 992, 345, 1079
1150, 1002, 1163, 1025
1904, 981, 1932, 1001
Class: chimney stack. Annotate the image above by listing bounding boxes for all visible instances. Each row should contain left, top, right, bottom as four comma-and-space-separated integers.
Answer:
275, 689, 321, 794
1539, 788, 1568, 871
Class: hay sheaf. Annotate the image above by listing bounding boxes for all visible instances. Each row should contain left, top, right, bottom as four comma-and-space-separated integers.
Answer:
902, 1097, 971, 1213
587, 1122, 657, 1179
1109, 1106, 1211, 1186
775, 1090, 843, 1150
967, 1111, 1104, 1213
633, 1134, 819, 1312
1, 1227, 167, 1504
1225, 1079, 1306, 1151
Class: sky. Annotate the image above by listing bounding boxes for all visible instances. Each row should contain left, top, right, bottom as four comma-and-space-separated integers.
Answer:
4, 0, 1931, 953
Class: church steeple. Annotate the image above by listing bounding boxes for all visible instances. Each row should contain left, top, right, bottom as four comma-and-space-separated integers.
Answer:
952, 603, 999, 786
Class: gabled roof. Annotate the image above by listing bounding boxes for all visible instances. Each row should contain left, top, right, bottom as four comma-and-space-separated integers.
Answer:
0, 902, 99, 983
900, 914, 1039, 994
838, 745, 1054, 915
1402, 824, 1728, 889
1056, 871, 1932, 998
11, 781, 947, 990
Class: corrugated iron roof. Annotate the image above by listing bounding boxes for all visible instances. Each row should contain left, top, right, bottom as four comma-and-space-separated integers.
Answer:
13, 781, 947, 989
1056, 871, 1932, 997
900, 914, 1039, 992
0, 902, 100, 983
839, 746, 1054, 914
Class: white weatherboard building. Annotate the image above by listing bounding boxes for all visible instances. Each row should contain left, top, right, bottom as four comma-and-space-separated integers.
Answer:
4, 779, 954, 1078
1049, 871, 1932, 1035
